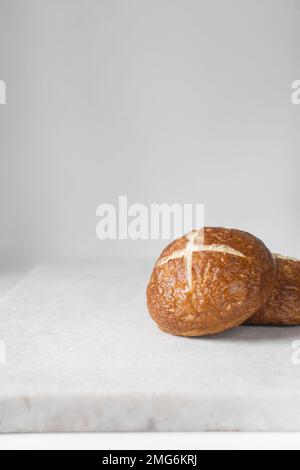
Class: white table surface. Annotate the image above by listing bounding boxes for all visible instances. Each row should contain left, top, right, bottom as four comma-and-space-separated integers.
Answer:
0, 259, 300, 433
0, 267, 30, 299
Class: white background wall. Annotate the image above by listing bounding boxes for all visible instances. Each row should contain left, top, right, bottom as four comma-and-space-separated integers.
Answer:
0, 0, 299, 263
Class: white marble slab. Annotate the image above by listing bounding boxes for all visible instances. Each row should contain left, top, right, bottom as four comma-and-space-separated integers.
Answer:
0, 260, 300, 433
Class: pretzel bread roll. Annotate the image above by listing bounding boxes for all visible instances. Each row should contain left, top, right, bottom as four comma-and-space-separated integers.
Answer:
147, 227, 276, 336
246, 255, 300, 325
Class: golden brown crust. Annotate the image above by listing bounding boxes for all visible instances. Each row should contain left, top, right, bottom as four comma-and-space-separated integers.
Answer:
147, 227, 276, 336
246, 255, 300, 326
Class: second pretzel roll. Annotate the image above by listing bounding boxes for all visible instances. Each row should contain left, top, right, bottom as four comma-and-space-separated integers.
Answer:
246, 254, 300, 325
147, 227, 276, 336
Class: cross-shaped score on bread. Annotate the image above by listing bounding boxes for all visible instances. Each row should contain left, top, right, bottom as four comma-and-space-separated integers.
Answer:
156, 230, 246, 291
